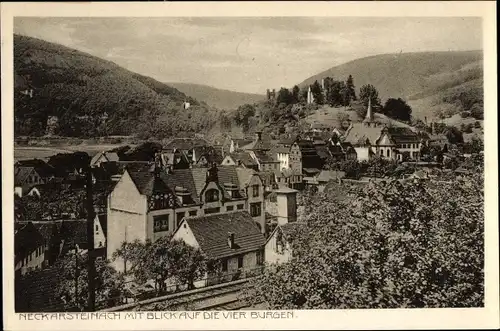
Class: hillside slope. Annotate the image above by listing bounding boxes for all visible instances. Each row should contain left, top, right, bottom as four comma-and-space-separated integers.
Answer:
167, 82, 265, 110
14, 34, 218, 138
299, 51, 483, 121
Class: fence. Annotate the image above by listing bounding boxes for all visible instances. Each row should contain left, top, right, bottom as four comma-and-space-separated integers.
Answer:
95, 265, 265, 310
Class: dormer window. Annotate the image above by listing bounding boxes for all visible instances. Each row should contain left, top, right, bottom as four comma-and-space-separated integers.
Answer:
205, 189, 219, 202
224, 183, 239, 199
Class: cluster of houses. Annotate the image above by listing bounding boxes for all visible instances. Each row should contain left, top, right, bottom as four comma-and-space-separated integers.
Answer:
14, 101, 457, 311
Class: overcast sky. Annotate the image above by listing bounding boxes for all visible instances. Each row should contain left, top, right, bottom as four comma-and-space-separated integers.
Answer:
14, 17, 482, 94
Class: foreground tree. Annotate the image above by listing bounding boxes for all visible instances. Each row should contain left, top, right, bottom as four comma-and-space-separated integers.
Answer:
242, 174, 484, 309
112, 236, 206, 292
55, 251, 124, 311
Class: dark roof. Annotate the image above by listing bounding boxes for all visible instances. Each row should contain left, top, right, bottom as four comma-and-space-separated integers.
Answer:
385, 127, 420, 144
15, 222, 45, 264
303, 168, 321, 175
128, 168, 173, 196
161, 168, 201, 204
229, 151, 258, 167
184, 211, 265, 260
14, 167, 34, 186
15, 159, 55, 178
233, 139, 253, 148
253, 151, 278, 163
242, 139, 272, 151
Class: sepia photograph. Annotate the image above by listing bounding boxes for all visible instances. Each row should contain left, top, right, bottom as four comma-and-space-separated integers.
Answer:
2, 2, 498, 330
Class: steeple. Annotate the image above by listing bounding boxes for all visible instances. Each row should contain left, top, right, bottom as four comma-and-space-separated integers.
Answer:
363, 98, 374, 126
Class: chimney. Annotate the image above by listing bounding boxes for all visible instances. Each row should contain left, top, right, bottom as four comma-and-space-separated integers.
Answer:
321, 78, 325, 90
227, 232, 235, 249
276, 187, 298, 225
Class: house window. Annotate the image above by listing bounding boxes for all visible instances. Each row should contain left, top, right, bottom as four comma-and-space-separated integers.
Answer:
176, 212, 185, 228
205, 207, 220, 214
252, 185, 259, 197
222, 259, 228, 272
250, 202, 262, 217
387, 149, 390, 157
99, 241, 103, 248
238, 255, 243, 269
205, 189, 219, 202
256, 250, 263, 265
227, 205, 234, 212
95, 224, 99, 232
189, 210, 197, 217
153, 214, 170, 233
237, 204, 244, 210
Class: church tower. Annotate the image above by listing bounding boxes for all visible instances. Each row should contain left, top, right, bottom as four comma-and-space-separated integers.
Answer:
363, 98, 374, 127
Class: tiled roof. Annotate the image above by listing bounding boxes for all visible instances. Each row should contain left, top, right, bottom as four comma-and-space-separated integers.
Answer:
234, 139, 253, 148
218, 166, 245, 200
241, 139, 271, 151
385, 127, 420, 144
162, 168, 201, 204
14, 166, 34, 186
15, 222, 45, 264
343, 122, 383, 146
253, 151, 278, 163
185, 211, 265, 260
160, 166, 246, 204
90, 151, 120, 166
128, 168, 173, 196
228, 151, 258, 167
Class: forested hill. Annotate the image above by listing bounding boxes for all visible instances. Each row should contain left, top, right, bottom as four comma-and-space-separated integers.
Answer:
298, 50, 483, 121
167, 82, 265, 110
14, 34, 219, 138
299, 51, 482, 101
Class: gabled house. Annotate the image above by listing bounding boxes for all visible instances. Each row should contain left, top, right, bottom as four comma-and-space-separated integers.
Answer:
297, 140, 324, 170
229, 138, 254, 153
14, 160, 56, 197
107, 163, 266, 271
241, 131, 272, 152
90, 151, 120, 168
250, 150, 280, 172
15, 222, 47, 276
160, 148, 191, 170
172, 211, 266, 282
221, 151, 259, 171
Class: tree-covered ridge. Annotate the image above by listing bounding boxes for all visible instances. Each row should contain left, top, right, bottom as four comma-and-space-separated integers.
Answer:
14, 34, 218, 138
242, 171, 484, 309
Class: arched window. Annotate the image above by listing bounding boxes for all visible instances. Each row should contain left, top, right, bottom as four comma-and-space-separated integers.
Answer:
387, 149, 390, 157
205, 189, 219, 202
